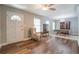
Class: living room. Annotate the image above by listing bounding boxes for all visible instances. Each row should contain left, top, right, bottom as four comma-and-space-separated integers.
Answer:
0, 4, 79, 54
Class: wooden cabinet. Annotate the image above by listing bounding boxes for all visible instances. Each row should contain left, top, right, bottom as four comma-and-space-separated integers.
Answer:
43, 24, 49, 33
60, 21, 70, 29
59, 21, 70, 34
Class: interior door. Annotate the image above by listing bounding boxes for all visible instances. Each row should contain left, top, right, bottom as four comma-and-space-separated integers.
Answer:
15, 13, 24, 42
7, 11, 24, 43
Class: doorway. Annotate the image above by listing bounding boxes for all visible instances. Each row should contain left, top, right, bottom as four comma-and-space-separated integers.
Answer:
6, 11, 24, 43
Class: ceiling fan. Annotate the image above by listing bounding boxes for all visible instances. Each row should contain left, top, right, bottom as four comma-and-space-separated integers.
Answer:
39, 4, 56, 11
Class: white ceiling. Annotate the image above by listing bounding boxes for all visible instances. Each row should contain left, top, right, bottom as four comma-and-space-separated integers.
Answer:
6, 4, 77, 19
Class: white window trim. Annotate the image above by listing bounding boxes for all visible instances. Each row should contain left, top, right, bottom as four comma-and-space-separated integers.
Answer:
34, 17, 41, 32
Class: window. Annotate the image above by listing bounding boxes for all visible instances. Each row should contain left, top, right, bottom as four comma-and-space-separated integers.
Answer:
34, 17, 40, 32
11, 15, 21, 21
45, 20, 50, 31
45, 20, 49, 24
52, 21, 56, 30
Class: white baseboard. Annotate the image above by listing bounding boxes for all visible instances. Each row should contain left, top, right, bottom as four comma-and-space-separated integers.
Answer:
1, 38, 30, 46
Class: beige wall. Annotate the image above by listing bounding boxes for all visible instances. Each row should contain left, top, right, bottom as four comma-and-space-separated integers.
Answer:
0, 5, 1, 45
0, 5, 7, 46
77, 9, 79, 36
0, 5, 47, 45
24, 13, 34, 38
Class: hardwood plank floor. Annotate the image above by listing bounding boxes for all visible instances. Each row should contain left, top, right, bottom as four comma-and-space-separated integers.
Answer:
0, 40, 40, 54
0, 36, 79, 54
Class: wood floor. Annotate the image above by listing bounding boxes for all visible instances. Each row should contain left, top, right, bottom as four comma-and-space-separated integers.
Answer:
0, 40, 40, 54
0, 36, 79, 54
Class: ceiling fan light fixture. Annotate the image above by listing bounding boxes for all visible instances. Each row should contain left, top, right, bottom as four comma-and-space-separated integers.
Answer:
38, 4, 56, 11
42, 7, 48, 10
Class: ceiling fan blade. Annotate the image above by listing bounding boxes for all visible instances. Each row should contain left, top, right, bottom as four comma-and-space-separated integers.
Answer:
42, 4, 54, 7
49, 8, 56, 11
48, 4, 54, 7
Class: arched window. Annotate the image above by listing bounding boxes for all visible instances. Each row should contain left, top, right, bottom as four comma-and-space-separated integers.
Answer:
11, 15, 21, 21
